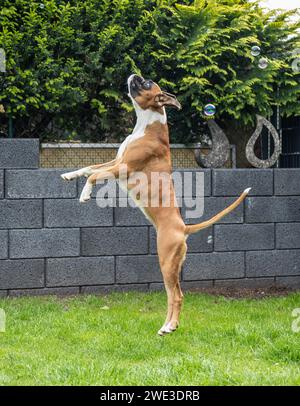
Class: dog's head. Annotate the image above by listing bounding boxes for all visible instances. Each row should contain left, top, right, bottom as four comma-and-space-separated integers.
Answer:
127, 74, 181, 112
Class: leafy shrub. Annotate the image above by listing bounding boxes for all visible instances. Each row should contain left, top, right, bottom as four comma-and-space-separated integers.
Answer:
0, 0, 299, 143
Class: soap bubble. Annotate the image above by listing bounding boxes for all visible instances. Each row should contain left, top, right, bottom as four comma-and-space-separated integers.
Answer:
258, 57, 269, 69
0, 48, 6, 73
204, 104, 216, 117
251, 46, 261, 57
292, 59, 300, 73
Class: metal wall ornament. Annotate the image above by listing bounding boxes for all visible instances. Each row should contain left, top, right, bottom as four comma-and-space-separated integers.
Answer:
246, 115, 281, 168
194, 119, 230, 168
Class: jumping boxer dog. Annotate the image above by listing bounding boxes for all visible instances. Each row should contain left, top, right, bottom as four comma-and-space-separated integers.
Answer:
61, 74, 251, 335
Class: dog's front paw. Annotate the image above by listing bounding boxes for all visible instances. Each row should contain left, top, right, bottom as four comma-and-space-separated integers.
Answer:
61, 171, 78, 181
79, 183, 92, 203
79, 195, 91, 203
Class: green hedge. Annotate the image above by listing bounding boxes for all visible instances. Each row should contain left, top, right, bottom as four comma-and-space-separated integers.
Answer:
0, 0, 299, 143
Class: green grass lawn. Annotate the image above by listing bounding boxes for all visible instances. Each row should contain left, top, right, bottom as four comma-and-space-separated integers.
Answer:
0, 291, 299, 386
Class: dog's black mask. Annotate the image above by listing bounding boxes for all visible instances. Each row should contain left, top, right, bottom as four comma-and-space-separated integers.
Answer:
129, 75, 153, 98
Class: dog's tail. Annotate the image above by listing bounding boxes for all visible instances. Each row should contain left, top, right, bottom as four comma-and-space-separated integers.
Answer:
184, 188, 251, 236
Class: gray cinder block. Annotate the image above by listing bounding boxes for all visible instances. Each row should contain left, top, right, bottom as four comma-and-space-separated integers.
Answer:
246, 250, 300, 277
152, 226, 213, 254
0, 200, 42, 229
81, 284, 149, 294
114, 199, 151, 226
149, 227, 157, 254
0, 171, 3, 198
6, 169, 77, 198
149, 283, 165, 291
212, 169, 273, 196
9, 287, 80, 297
214, 277, 276, 289
116, 255, 162, 283
0, 139, 39, 169
246, 197, 300, 223
0, 230, 8, 259
81, 227, 148, 256
0, 259, 44, 289
46, 257, 114, 287
10, 229, 80, 258
274, 169, 300, 196
182, 196, 244, 225
215, 224, 275, 251
276, 223, 300, 249
276, 276, 300, 290
183, 252, 245, 280
180, 280, 214, 290
149, 226, 213, 254
44, 199, 113, 228
173, 169, 211, 197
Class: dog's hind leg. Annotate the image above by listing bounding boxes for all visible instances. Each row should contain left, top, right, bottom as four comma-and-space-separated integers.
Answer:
61, 159, 118, 181
158, 271, 182, 336
157, 231, 187, 336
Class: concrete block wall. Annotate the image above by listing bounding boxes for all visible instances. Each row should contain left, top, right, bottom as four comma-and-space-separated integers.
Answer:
0, 139, 300, 297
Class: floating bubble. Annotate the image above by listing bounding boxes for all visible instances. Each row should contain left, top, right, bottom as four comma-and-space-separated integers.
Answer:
39, 3, 45, 9
292, 59, 300, 73
0, 48, 6, 73
251, 46, 261, 57
258, 57, 269, 69
204, 104, 216, 117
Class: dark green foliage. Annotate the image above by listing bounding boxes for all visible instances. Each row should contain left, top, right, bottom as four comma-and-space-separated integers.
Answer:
0, 0, 299, 143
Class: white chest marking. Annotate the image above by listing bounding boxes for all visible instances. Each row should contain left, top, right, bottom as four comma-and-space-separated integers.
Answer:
117, 93, 166, 227
117, 100, 166, 159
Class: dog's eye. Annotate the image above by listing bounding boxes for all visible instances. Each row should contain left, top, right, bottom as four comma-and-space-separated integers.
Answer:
143, 80, 152, 90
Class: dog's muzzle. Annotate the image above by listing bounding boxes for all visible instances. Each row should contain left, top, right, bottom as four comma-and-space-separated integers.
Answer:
128, 74, 153, 98
128, 74, 144, 98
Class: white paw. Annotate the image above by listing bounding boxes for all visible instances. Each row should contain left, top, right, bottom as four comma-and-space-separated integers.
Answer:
61, 171, 79, 181
79, 183, 92, 203
79, 194, 91, 203
61, 168, 92, 181
158, 328, 167, 336
157, 322, 177, 336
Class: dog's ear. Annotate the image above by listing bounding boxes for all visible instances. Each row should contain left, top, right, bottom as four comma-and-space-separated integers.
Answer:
154, 92, 181, 110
